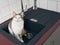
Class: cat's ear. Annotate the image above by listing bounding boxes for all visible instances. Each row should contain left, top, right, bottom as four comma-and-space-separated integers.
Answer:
20, 12, 25, 18
12, 11, 16, 17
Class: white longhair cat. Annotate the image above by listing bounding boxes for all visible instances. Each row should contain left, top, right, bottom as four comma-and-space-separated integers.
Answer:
8, 11, 26, 42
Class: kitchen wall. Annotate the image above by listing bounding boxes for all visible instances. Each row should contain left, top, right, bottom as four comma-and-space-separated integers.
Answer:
0, 0, 33, 24
37, 0, 60, 12
0, 0, 21, 24
0, 0, 60, 24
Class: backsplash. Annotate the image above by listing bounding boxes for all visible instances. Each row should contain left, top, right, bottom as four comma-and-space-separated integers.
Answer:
0, 0, 33, 24
0, 0, 60, 24
37, 0, 60, 12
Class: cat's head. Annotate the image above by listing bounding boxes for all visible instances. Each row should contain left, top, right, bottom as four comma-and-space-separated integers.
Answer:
13, 11, 24, 18
12, 11, 24, 22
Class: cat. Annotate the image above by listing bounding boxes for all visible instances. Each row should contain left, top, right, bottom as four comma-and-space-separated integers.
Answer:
8, 11, 26, 42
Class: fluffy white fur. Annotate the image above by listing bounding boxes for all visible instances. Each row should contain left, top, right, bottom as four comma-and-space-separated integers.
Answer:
8, 12, 24, 42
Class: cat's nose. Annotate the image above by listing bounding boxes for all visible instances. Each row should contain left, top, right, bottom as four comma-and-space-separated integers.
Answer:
16, 20, 19, 22
17, 17, 20, 19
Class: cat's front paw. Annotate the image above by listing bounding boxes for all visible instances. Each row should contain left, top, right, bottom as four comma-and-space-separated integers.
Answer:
19, 39, 24, 43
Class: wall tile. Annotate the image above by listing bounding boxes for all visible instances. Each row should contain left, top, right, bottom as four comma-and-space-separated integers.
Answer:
0, 0, 9, 8
48, 0, 57, 11
41, 0, 48, 9
57, 2, 60, 12
16, 0, 21, 13
57, 0, 60, 1
37, 0, 40, 8
0, 13, 12, 24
